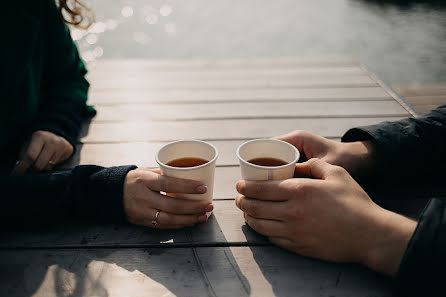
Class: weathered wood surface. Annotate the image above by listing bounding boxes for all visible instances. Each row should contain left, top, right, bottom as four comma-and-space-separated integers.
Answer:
2, 58, 417, 296
0, 247, 392, 297
393, 84, 446, 115
0, 197, 433, 249
68, 139, 349, 168
90, 101, 408, 122
80, 117, 404, 143
89, 87, 392, 104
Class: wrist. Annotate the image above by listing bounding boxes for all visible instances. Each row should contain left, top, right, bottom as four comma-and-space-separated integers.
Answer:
360, 207, 417, 276
339, 141, 375, 178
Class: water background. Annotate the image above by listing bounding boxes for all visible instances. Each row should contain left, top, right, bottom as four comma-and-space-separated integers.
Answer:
75, 0, 446, 85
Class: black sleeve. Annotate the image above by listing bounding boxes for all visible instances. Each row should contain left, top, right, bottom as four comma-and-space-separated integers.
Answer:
394, 198, 446, 297
342, 105, 446, 180
31, 0, 93, 149
1, 165, 136, 229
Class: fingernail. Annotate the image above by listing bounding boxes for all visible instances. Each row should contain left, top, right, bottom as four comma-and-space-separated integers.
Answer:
196, 185, 208, 193
198, 215, 208, 223
205, 204, 214, 212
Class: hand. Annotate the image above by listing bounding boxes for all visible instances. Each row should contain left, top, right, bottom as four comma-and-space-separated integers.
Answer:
275, 130, 376, 178
123, 168, 213, 229
12, 130, 74, 174
235, 158, 417, 276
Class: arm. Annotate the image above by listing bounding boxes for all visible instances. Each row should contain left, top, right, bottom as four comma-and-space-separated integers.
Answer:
394, 198, 446, 297
342, 105, 446, 180
32, 0, 92, 146
2, 165, 136, 228
2, 166, 213, 230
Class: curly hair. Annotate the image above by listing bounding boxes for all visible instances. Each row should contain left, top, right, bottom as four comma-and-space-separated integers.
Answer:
58, 0, 92, 28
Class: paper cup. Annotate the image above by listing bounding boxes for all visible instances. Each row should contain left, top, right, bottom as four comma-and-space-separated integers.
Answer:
236, 139, 299, 180
156, 140, 218, 203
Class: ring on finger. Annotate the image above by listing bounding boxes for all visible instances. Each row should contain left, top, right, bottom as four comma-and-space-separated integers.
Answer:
152, 210, 161, 226
48, 160, 56, 166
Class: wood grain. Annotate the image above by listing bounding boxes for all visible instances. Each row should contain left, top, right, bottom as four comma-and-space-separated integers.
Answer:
89, 76, 376, 91
79, 117, 404, 143
0, 246, 392, 297
67, 139, 345, 168
91, 101, 408, 122
87, 66, 366, 81
88, 87, 392, 104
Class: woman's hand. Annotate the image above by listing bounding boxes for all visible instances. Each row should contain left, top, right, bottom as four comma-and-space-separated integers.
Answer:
236, 159, 417, 276
12, 130, 74, 174
275, 130, 376, 178
123, 168, 213, 229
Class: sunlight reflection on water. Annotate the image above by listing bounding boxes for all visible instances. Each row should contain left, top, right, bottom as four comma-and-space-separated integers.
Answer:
74, 0, 446, 84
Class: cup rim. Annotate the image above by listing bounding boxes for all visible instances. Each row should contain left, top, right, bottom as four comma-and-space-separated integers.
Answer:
156, 140, 219, 171
236, 138, 300, 170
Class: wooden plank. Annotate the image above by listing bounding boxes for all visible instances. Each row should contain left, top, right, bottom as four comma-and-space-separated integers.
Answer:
0, 248, 210, 297
1, 194, 432, 248
0, 200, 264, 248
79, 117, 405, 143
87, 66, 366, 81
0, 247, 392, 297
67, 139, 345, 168
89, 76, 376, 91
88, 87, 392, 105
67, 140, 245, 168
92, 57, 358, 71
90, 101, 408, 122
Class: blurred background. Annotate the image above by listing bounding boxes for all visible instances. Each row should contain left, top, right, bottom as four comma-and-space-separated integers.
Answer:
74, 0, 446, 96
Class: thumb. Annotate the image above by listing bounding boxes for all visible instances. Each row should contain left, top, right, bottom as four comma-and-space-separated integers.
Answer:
294, 158, 336, 180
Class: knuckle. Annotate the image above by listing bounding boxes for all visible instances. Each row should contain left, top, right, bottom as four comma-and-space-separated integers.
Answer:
328, 165, 346, 176
24, 150, 38, 162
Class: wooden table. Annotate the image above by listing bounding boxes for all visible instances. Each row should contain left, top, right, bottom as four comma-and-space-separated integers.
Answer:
0, 58, 422, 297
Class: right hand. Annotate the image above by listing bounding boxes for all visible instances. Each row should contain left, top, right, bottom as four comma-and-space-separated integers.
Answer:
123, 168, 213, 229
275, 130, 376, 178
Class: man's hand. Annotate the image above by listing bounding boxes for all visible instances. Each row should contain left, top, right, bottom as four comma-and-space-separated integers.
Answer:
12, 130, 74, 174
275, 130, 376, 178
236, 159, 417, 276
124, 168, 213, 229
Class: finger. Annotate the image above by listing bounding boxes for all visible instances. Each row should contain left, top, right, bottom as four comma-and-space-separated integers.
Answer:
294, 158, 344, 180
34, 144, 56, 171
156, 211, 208, 227
12, 137, 45, 174
236, 195, 286, 221
268, 236, 295, 250
140, 170, 207, 194
156, 193, 213, 215
274, 130, 306, 148
236, 178, 307, 201
244, 213, 288, 237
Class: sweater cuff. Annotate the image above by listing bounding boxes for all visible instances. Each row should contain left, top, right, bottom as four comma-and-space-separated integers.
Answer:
394, 198, 446, 296
86, 165, 138, 222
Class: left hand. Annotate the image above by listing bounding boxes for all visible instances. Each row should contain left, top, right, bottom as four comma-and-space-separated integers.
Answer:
12, 130, 74, 174
235, 158, 416, 276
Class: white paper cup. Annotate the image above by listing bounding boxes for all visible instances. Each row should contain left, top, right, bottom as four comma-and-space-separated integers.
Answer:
156, 140, 218, 203
236, 139, 300, 180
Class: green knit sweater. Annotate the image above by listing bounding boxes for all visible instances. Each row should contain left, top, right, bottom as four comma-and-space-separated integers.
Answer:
0, 0, 91, 171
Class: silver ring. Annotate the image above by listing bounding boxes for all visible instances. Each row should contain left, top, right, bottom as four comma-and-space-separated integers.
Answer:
48, 160, 56, 165
151, 210, 160, 226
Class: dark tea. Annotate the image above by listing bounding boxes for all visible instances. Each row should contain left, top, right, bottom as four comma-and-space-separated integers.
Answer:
166, 157, 209, 168
247, 157, 288, 167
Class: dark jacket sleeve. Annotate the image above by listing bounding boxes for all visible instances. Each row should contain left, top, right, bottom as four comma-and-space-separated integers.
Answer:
341, 105, 446, 296
31, 0, 93, 148
1, 165, 136, 229
342, 105, 446, 181
394, 198, 446, 297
